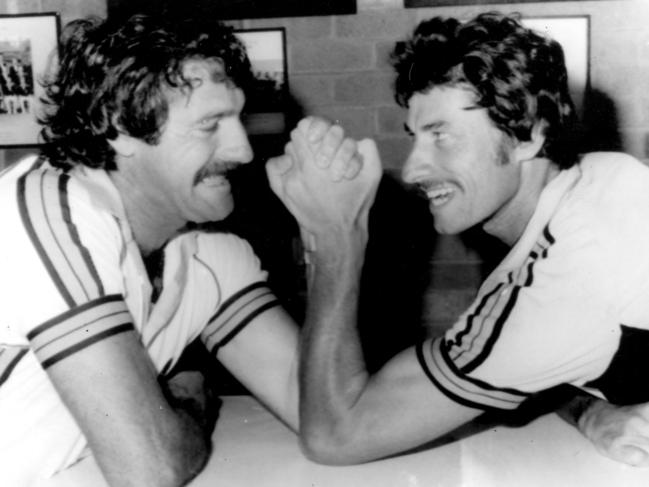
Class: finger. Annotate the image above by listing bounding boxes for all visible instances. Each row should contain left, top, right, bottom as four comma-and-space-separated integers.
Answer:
314, 124, 344, 169
609, 441, 649, 467
290, 126, 321, 177
285, 141, 299, 163
330, 137, 358, 182
357, 138, 383, 181
299, 116, 331, 145
619, 445, 649, 466
268, 144, 294, 175
296, 117, 314, 136
343, 152, 363, 180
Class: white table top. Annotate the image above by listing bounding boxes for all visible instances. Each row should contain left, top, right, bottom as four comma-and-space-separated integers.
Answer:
45, 395, 649, 487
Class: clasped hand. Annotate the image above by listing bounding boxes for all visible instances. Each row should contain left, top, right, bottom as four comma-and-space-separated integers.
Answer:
579, 399, 649, 467
266, 117, 382, 238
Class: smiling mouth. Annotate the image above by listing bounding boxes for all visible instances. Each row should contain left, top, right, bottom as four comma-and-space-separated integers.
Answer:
415, 182, 457, 208
199, 174, 229, 187
194, 162, 240, 187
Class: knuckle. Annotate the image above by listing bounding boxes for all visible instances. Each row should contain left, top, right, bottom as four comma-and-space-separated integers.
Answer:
330, 124, 344, 137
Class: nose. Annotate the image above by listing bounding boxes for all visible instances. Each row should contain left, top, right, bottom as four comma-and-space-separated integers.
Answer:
401, 139, 427, 184
219, 118, 254, 164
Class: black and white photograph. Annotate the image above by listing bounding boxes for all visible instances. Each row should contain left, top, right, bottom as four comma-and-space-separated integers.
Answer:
0, 13, 58, 147
1, 1, 649, 487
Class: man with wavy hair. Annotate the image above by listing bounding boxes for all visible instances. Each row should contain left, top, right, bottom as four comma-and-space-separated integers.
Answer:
0, 14, 361, 486
268, 11, 649, 468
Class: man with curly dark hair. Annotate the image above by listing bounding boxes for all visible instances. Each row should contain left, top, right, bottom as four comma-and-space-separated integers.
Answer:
0, 13, 356, 486
267, 11, 649, 468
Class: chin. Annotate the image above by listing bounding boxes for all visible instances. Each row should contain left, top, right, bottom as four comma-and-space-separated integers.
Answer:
191, 200, 234, 224
433, 218, 470, 236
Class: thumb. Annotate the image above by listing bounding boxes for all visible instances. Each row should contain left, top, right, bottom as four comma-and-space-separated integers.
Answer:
611, 442, 649, 467
265, 153, 292, 196
267, 152, 293, 176
357, 138, 383, 181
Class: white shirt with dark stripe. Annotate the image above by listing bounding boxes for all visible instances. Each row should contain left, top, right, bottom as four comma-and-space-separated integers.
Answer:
0, 155, 278, 482
418, 153, 649, 411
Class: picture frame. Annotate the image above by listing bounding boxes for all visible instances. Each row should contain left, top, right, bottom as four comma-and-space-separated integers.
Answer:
0, 12, 60, 148
405, 0, 605, 6
235, 28, 289, 136
108, 0, 356, 21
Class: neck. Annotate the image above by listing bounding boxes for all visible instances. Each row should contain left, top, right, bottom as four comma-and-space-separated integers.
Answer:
483, 158, 558, 247
109, 171, 185, 256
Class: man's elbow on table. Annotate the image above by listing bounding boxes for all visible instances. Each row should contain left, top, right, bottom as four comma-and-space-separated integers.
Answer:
98, 429, 211, 487
161, 439, 211, 487
299, 418, 369, 466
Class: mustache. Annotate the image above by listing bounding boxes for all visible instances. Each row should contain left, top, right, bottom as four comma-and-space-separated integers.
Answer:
193, 161, 243, 185
403, 180, 430, 200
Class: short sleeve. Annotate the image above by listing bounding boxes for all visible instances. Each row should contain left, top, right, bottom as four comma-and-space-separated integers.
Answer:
417, 221, 622, 411
2, 164, 134, 365
194, 232, 281, 353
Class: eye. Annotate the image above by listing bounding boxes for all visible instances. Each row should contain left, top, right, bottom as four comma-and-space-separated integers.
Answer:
421, 123, 450, 145
197, 117, 220, 133
432, 130, 448, 141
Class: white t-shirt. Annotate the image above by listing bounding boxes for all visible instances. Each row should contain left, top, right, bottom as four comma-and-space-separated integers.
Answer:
0, 155, 279, 484
418, 153, 649, 410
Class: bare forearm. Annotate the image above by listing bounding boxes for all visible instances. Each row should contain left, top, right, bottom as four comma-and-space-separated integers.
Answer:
299, 228, 370, 458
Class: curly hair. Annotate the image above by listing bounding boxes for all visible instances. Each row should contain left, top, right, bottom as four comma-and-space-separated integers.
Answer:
39, 14, 254, 171
392, 12, 578, 169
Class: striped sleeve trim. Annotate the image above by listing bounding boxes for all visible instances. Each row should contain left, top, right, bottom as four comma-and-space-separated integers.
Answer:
28, 294, 134, 369
449, 226, 556, 373
202, 282, 280, 354
17, 168, 105, 308
0, 347, 28, 387
416, 338, 529, 411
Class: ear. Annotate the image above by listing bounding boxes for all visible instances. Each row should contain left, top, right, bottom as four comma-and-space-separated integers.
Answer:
513, 121, 547, 163
107, 132, 138, 159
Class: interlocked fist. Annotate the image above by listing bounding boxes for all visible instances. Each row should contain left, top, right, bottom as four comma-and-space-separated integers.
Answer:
266, 116, 382, 238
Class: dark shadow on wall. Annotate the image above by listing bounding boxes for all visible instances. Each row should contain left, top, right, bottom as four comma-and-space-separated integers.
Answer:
578, 86, 623, 154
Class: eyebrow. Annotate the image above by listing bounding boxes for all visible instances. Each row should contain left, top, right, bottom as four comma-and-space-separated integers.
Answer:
404, 119, 446, 135
191, 100, 242, 123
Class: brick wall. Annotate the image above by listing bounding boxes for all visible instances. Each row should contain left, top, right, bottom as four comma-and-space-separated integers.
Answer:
1, 0, 648, 336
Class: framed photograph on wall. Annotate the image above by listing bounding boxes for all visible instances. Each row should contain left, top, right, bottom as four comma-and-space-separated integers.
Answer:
0, 12, 60, 148
109, 0, 356, 21
235, 28, 288, 136
406, 0, 604, 6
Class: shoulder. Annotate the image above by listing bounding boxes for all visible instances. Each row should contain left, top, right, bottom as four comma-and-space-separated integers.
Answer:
549, 152, 649, 288
167, 230, 268, 297
1, 160, 130, 333
181, 230, 260, 264
578, 152, 649, 185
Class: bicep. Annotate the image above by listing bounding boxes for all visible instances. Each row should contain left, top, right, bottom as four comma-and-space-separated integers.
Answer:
340, 346, 482, 461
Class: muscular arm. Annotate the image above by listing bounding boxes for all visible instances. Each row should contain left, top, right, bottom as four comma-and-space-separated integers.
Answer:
267, 119, 482, 464
48, 327, 210, 487
297, 218, 480, 464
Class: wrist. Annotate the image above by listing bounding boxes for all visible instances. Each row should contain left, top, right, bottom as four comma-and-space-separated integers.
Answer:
310, 226, 368, 261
